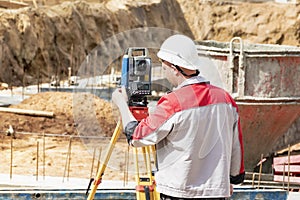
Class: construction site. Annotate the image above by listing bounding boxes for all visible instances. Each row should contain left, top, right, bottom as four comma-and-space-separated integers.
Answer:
0, 0, 300, 199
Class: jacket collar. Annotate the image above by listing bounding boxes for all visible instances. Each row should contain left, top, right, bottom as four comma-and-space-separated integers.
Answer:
175, 75, 210, 90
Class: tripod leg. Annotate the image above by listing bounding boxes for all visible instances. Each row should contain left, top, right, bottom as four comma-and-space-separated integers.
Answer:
87, 121, 122, 200
135, 146, 160, 200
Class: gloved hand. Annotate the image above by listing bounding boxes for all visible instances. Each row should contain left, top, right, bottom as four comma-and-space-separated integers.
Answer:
124, 121, 139, 144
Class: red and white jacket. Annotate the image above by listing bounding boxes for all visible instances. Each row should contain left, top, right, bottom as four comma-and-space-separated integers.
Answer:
125, 76, 245, 198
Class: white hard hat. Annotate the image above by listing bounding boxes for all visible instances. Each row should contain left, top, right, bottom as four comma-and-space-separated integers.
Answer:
157, 34, 201, 70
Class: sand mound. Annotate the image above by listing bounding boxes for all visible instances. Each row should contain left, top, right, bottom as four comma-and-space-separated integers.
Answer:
1, 92, 117, 136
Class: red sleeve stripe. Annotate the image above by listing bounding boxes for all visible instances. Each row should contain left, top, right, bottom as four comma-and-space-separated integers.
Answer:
238, 118, 245, 173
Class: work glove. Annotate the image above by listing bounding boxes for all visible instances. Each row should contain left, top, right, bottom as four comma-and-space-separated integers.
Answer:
124, 121, 139, 144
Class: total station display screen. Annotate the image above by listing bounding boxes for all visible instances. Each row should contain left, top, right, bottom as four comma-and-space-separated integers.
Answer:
137, 83, 150, 90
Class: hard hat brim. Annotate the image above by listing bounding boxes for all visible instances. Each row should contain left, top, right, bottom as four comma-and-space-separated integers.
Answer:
157, 49, 202, 71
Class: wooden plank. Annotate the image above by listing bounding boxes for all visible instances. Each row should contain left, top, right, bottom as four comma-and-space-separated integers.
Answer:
274, 155, 300, 165
273, 165, 300, 174
0, 0, 28, 9
0, 107, 54, 118
274, 175, 300, 184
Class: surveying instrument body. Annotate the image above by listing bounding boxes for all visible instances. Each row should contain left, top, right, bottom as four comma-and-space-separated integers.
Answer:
87, 47, 159, 200
121, 47, 152, 120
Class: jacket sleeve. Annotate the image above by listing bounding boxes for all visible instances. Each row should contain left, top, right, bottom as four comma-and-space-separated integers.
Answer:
230, 172, 245, 184
130, 94, 176, 147
230, 115, 245, 184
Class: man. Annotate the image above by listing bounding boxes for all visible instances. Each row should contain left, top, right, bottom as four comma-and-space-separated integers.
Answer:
112, 34, 245, 200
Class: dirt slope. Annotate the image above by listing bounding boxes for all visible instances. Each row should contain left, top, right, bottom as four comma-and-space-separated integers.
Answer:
178, 0, 300, 45
0, 92, 116, 136
0, 0, 191, 86
1, 0, 300, 86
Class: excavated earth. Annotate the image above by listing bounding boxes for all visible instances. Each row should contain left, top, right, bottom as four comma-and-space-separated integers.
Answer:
1, 0, 300, 86
0, 0, 300, 180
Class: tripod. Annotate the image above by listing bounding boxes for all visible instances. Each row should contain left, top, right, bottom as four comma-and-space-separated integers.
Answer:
87, 104, 159, 200
130, 105, 160, 200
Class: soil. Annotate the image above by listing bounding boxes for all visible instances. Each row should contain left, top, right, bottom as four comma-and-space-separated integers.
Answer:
1, 92, 116, 136
0, 91, 137, 181
0, 133, 133, 181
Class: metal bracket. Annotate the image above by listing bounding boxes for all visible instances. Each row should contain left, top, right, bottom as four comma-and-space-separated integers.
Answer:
229, 37, 245, 98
